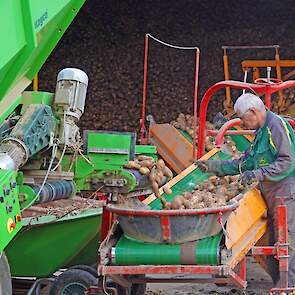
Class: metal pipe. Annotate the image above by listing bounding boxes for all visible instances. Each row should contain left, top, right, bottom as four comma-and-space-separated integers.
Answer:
215, 118, 242, 147
275, 47, 285, 112
222, 45, 280, 50
223, 48, 231, 112
207, 129, 255, 136
106, 198, 239, 216
197, 80, 295, 158
277, 199, 289, 289
193, 48, 200, 162
33, 74, 38, 91
140, 34, 149, 144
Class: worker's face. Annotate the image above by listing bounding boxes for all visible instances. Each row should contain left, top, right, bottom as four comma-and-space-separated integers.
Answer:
238, 108, 265, 130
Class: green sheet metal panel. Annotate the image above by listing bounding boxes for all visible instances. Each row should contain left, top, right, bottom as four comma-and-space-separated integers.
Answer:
21, 91, 54, 112
0, 170, 22, 251
5, 208, 102, 278
85, 131, 136, 169
0, 0, 85, 122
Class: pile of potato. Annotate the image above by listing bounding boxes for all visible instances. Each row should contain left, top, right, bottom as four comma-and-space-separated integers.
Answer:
272, 88, 295, 114
162, 175, 244, 210
171, 113, 214, 139
125, 156, 173, 204
171, 113, 240, 157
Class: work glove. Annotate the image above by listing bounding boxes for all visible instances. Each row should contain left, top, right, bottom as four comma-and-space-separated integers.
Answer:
195, 160, 222, 174
241, 171, 257, 186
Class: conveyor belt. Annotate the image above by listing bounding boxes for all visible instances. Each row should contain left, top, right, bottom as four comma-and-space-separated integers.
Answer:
149, 133, 250, 210
113, 233, 222, 266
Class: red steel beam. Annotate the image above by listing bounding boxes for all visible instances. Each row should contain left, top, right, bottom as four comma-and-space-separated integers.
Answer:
100, 265, 228, 276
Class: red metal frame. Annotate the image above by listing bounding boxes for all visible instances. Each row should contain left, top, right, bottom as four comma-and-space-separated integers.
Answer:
98, 264, 247, 289
95, 197, 294, 294
197, 80, 295, 158
139, 34, 200, 159
96, 79, 295, 294
252, 199, 295, 294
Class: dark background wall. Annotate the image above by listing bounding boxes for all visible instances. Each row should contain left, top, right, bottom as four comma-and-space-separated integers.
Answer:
39, 0, 295, 131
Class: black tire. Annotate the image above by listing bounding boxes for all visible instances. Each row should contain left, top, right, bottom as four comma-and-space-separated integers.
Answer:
49, 269, 97, 295
0, 252, 12, 295
68, 265, 98, 278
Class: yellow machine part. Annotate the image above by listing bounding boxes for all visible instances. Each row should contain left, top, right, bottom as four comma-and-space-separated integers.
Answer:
226, 188, 267, 249
224, 188, 268, 268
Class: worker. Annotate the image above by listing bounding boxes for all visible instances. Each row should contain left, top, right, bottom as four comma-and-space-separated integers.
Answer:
197, 93, 295, 288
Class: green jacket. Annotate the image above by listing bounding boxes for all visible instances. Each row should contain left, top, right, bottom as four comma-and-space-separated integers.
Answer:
217, 111, 295, 182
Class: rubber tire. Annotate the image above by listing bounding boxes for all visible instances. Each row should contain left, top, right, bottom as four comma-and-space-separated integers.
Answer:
0, 253, 12, 295
49, 269, 97, 295
68, 265, 98, 278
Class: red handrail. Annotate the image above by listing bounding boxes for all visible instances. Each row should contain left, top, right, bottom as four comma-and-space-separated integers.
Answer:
215, 118, 254, 147
197, 80, 295, 158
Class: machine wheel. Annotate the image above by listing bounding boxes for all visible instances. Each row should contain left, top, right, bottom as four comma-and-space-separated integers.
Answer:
0, 252, 12, 295
68, 265, 98, 278
49, 269, 97, 295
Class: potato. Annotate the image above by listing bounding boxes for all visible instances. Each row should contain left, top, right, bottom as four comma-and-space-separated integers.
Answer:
206, 122, 214, 130
163, 202, 172, 210
216, 199, 226, 207
196, 202, 206, 209
209, 176, 218, 185
125, 161, 141, 170
157, 159, 166, 169
238, 183, 244, 191
171, 196, 184, 210
183, 199, 193, 209
139, 167, 150, 175
207, 184, 216, 193
192, 195, 203, 203
162, 166, 173, 178
139, 160, 155, 169
226, 189, 237, 200
163, 185, 172, 195
151, 181, 159, 194
156, 169, 164, 179
137, 155, 154, 161
183, 192, 193, 200
215, 186, 227, 197
205, 198, 214, 207
200, 182, 210, 190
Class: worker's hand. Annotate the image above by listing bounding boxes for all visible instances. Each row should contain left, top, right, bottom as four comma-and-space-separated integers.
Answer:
196, 160, 210, 172
195, 160, 220, 174
241, 171, 257, 186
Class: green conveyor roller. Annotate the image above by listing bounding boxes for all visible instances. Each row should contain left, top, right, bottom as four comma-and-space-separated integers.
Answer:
113, 234, 223, 266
